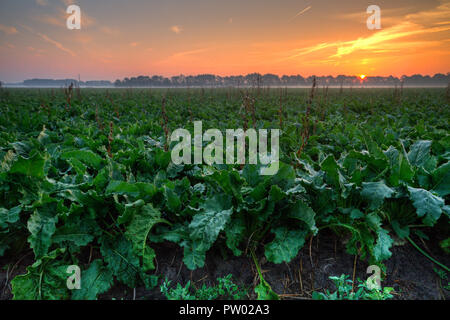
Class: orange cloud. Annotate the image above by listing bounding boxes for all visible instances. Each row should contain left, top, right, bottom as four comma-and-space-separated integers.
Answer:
170, 25, 183, 34
281, 2, 450, 61
0, 24, 18, 35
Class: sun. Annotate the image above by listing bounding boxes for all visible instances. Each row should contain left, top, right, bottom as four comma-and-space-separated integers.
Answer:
360, 74, 367, 80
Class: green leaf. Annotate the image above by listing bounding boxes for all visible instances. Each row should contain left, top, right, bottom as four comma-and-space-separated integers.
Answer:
384, 146, 414, 186
373, 229, 393, 262
72, 260, 113, 300
321, 155, 344, 187
225, 215, 246, 256
164, 186, 181, 212
105, 180, 156, 199
183, 195, 233, 270
288, 200, 317, 234
182, 240, 207, 270
61, 150, 103, 169
100, 235, 142, 288
125, 204, 169, 271
391, 220, 410, 239
440, 238, 450, 254
268, 185, 286, 202
270, 162, 296, 191
10, 153, 46, 178
189, 195, 233, 248
265, 227, 307, 264
255, 281, 279, 300
27, 208, 58, 258
52, 214, 98, 250
431, 162, 450, 197
408, 140, 432, 168
361, 182, 394, 210
155, 148, 171, 169
407, 187, 444, 223
0, 206, 21, 228
209, 170, 244, 203
11, 249, 69, 300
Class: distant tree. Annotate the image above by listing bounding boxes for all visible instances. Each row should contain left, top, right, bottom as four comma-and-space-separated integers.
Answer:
112, 73, 447, 88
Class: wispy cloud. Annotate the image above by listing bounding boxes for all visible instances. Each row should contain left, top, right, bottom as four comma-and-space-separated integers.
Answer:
331, 22, 450, 58
157, 47, 211, 65
20, 25, 76, 57
281, 2, 450, 61
170, 25, 183, 34
171, 48, 209, 58
288, 5, 312, 22
0, 24, 19, 35
37, 32, 76, 56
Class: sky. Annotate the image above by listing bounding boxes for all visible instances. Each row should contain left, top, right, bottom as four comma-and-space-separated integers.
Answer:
0, 0, 449, 82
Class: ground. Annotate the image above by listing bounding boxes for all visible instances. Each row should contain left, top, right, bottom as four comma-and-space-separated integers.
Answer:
2, 230, 447, 300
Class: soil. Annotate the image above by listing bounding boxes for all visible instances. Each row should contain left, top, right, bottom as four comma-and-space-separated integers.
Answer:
1, 229, 448, 300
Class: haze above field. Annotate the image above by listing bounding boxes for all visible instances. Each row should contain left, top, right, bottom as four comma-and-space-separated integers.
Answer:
0, 0, 449, 82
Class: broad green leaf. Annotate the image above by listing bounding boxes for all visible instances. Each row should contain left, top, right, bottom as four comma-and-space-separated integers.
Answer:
391, 220, 410, 239
11, 249, 69, 300
431, 162, 450, 197
106, 180, 156, 199
288, 200, 317, 233
182, 240, 207, 270
255, 281, 279, 300
72, 260, 113, 300
0, 206, 21, 228
124, 204, 169, 271
183, 195, 233, 269
52, 214, 99, 250
27, 208, 58, 258
100, 236, 142, 288
384, 146, 414, 186
225, 215, 246, 256
270, 163, 296, 191
10, 153, 46, 178
407, 186, 444, 223
373, 228, 393, 262
321, 155, 344, 187
268, 184, 286, 202
209, 170, 244, 203
408, 140, 432, 168
164, 186, 181, 212
189, 195, 233, 248
61, 150, 103, 169
265, 227, 307, 264
361, 182, 394, 210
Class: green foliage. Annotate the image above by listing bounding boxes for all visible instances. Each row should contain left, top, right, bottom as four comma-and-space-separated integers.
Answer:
1, 87, 448, 300
312, 274, 394, 300
160, 275, 247, 300
72, 260, 113, 300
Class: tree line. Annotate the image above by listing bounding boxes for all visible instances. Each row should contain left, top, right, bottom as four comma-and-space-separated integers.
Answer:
114, 73, 450, 87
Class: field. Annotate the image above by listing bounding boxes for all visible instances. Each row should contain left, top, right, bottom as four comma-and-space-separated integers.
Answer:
0, 86, 449, 300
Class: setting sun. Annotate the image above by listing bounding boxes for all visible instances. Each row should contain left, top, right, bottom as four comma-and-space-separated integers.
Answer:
360, 75, 367, 80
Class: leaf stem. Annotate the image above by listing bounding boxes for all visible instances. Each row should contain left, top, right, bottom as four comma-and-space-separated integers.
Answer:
406, 236, 450, 272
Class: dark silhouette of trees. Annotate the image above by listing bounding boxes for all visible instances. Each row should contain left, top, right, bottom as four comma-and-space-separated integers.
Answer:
18, 73, 450, 88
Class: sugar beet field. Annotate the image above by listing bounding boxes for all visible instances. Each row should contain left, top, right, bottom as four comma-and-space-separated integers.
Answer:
0, 86, 449, 300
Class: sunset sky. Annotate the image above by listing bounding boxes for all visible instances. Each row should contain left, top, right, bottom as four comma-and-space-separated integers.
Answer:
0, 0, 449, 82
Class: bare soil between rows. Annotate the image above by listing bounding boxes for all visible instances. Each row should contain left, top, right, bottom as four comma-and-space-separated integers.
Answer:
1, 230, 448, 300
